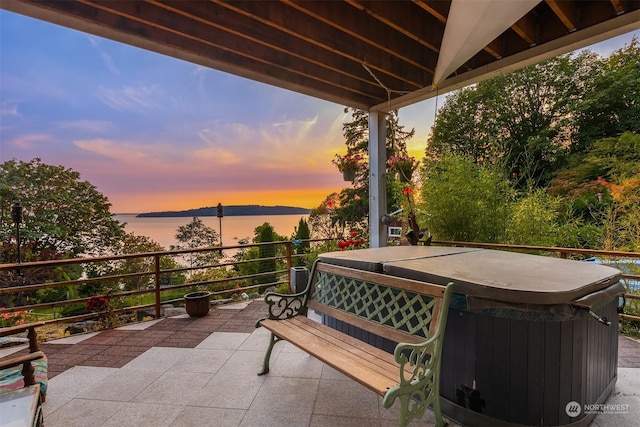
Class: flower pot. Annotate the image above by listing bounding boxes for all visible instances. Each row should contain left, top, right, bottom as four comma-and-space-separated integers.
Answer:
184, 291, 211, 317
342, 168, 357, 182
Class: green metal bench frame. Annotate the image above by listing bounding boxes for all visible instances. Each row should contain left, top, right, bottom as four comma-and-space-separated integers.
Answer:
256, 260, 454, 427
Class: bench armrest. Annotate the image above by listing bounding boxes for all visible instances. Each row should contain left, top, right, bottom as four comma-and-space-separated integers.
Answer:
255, 290, 308, 326
394, 335, 439, 382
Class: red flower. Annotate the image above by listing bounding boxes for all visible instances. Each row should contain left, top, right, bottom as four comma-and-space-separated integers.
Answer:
349, 231, 359, 237
402, 186, 414, 196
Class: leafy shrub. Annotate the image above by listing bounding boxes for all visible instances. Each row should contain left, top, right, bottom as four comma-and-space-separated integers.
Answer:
507, 189, 560, 246
420, 155, 511, 242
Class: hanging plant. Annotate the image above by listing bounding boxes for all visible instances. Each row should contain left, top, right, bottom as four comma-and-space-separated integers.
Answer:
333, 153, 364, 181
387, 155, 417, 182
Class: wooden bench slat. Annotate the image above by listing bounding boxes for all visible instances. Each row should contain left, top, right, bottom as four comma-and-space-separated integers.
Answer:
287, 317, 403, 379
260, 318, 398, 395
262, 317, 399, 380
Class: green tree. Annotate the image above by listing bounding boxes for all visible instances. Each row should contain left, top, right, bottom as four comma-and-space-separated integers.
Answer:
292, 217, 310, 267
342, 108, 414, 157
171, 217, 221, 268
307, 194, 348, 243
596, 175, 640, 252
420, 155, 512, 242
1, 158, 126, 305
0, 158, 126, 260
79, 232, 186, 297
115, 233, 185, 291
506, 189, 560, 246
233, 222, 286, 288
427, 51, 601, 188
548, 132, 640, 243
576, 37, 640, 148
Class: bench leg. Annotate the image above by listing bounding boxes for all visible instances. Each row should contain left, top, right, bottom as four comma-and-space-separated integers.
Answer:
391, 393, 446, 427
257, 332, 282, 376
432, 392, 447, 427
384, 376, 447, 427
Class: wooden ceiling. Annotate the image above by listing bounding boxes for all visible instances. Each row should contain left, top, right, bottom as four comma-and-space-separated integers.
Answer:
2, 1, 639, 111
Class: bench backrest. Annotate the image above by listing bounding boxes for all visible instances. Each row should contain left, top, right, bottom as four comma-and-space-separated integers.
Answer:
306, 261, 450, 345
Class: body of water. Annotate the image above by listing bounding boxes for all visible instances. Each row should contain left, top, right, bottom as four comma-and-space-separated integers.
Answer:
114, 214, 309, 250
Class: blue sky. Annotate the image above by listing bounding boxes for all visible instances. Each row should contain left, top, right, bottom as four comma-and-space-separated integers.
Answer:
0, 10, 637, 212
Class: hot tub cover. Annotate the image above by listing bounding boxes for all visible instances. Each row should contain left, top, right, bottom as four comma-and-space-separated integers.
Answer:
317, 246, 480, 272
319, 247, 622, 307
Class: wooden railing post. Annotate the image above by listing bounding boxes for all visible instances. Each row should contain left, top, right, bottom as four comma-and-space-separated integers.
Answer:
154, 254, 161, 318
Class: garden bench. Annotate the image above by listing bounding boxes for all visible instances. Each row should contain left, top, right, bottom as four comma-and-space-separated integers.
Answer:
256, 261, 454, 427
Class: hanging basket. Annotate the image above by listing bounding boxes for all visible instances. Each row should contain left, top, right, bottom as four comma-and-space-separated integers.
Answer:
184, 291, 211, 317
398, 168, 413, 182
342, 168, 357, 182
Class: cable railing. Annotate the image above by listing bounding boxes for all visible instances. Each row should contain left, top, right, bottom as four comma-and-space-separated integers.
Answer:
0, 239, 334, 330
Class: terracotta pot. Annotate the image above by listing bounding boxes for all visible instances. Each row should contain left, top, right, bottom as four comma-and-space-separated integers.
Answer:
184, 291, 211, 317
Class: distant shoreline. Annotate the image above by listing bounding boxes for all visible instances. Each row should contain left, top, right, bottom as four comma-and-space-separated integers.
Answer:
131, 204, 311, 218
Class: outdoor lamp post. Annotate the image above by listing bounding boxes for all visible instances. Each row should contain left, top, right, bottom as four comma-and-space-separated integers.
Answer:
11, 202, 23, 274
217, 203, 223, 249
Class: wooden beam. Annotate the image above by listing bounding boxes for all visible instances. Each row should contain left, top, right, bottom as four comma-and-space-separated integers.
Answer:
345, 0, 444, 53
546, 0, 577, 31
512, 13, 538, 46
411, 0, 449, 23
609, 0, 625, 15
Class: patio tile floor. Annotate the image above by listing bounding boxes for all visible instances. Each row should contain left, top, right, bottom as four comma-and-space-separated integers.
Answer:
2, 300, 639, 426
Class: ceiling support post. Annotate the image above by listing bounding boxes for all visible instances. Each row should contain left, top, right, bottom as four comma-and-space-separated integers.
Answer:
368, 111, 387, 248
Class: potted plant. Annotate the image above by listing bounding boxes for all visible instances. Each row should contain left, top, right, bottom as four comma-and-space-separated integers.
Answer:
184, 291, 211, 317
387, 155, 417, 182
332, 152, 363, 181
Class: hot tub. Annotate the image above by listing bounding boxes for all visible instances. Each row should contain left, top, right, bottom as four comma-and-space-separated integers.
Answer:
318, 246, 624, 427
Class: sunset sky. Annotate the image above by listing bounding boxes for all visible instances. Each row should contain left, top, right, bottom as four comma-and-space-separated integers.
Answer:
1, 10, 637, 213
